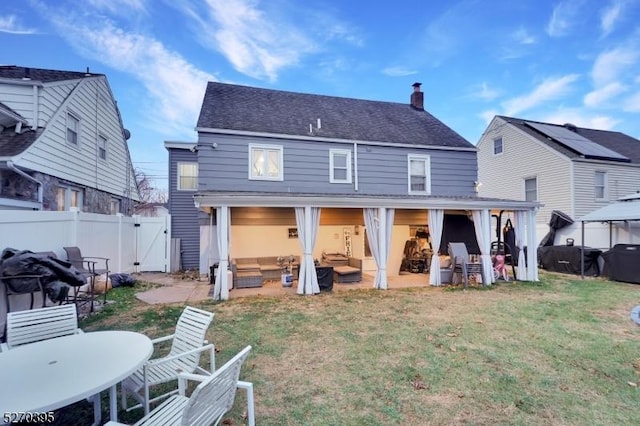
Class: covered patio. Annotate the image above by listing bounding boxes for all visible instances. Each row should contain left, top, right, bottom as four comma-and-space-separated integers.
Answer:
194, 192, 541, 300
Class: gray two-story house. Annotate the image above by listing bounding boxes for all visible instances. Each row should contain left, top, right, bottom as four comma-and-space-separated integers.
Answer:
168, 82, 540, 299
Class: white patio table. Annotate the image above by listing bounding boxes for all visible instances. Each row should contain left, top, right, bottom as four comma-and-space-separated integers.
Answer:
0, 330, 152, 424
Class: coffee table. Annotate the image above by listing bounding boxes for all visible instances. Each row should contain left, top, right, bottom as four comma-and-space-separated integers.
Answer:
0, 330, 152, 424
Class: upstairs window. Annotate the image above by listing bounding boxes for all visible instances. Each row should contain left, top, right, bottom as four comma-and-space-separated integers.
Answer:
98, 134, 108, 161
524, 177, 537, 201
329, 149, 352, 183
177, 162, 198, 190
595, 171, 607, 200
408, 154, 431, 194
493, 137, 503, 155
66, 113, 80, 145
249, 144, 283, 181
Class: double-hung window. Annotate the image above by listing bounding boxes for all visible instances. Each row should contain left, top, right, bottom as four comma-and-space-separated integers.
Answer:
408, 154, 431, 194
66, 112, 80, 146
595, 171, 607, 200
329, 149, 352, 183
98, 134, 108, 161
493, 137, 503, 155
524, 177, 537, 201
177, 162, 198, 190
249, 144, 283, 181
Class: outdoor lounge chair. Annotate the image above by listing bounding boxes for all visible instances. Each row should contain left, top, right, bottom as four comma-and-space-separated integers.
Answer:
121, 306, 216, 415
448, 242, 484, 289
63, 246, 110, 312
1, 304, 102, 425
107, 346, 254, 426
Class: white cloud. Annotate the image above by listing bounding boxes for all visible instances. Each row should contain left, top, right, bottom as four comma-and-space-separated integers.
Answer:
502, 74, 580, 116
591, 46, 639, 86
0, 15, 37, 34
469, 82, 500, 101
382, 66, 418, 77
48, 14, 213, 138
479, 109, 499, 124
623, 91, 640, 112
540, 109, 620, 130
584, 82, 626, 106
186, 0, 319, 82
85, 0, 147, 15
600, 0, 628, 37
513, 27, 536, 45
546, 0, 583, 37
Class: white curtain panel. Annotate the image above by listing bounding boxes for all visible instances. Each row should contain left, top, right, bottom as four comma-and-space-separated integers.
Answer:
526, 210, 539, 281
514, 211, 529, 280
472, 209, 494, 285
363, 208, 395, 290
428, 209, 444, 286
214, 206, 230, 300
295, 206, 320, 295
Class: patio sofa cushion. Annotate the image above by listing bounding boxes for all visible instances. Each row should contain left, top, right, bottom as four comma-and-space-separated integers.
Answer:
332, 257, 362, 283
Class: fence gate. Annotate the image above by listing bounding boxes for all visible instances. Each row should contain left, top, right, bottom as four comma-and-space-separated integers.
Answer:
135, 215, 171, 272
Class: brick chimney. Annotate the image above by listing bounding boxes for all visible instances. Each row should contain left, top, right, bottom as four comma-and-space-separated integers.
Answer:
410, 82, 423, 110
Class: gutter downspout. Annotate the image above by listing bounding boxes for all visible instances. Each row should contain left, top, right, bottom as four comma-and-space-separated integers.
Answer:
353, 142, 359, 191
7, 160, 43, 208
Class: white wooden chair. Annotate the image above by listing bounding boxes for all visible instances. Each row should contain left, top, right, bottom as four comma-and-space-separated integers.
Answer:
108, 345, 253, 426
1, 304, 103, 426
2, 304, 81, 350
121, 306, 216, 414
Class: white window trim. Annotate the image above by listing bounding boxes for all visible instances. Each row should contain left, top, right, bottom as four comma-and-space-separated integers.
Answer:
248, 143, 284, 181
57, 186, 84, 211
493, 137, 503, 156
177, 162, 198, 191
329, 149, 352, 184
524, 176, 538, 202
595, 171, 607, 201
407, 154, 431, 194
98, 133, 108, 162
66, 111, 80, 147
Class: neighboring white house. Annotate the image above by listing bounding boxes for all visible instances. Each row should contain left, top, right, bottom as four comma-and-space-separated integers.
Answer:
0, 66, 139, 214
477, 116, 640, 248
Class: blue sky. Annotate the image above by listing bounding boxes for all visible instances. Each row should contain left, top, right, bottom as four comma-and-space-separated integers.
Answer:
2, 0, 640, 193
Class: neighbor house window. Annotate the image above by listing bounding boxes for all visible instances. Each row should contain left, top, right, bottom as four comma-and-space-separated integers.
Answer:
524, 177, 537, 201
249, 144, 283, 181
66, 112, 80, 145
98, 134, 107, 160
177, 162, 198, 190
110, 198, 121, 215
56, 186, 83, 211
329, 149, 352, 183
493, 137, 503, 155
408, 154, 431, 194
595, 171, 607, 200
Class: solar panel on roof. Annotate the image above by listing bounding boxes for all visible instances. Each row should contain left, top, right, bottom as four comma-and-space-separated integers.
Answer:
525, 121, 630, 162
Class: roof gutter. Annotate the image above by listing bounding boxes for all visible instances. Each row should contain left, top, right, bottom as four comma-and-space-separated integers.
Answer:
195, 127, 478, 152
6, 160, 43, 208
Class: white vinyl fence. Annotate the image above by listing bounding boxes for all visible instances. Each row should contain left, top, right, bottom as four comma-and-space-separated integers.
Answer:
0, 210, 170, 330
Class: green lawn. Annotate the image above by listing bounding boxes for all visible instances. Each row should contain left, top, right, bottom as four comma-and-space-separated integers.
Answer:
64, 272, 640, 425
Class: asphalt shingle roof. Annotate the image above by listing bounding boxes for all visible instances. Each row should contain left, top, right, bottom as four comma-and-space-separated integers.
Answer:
0, 66, 102, 82
499, 115, 640, 164
0, 128, 42, 157
197, 82, 474, 149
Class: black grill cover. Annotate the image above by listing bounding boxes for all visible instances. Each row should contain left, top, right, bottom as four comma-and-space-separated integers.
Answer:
316, 266, 333, 291
537, 245, 602, 276
602, 244, 640, 284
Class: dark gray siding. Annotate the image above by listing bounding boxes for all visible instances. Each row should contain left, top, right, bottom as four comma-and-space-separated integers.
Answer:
168, 148, 200, 270
197, 134, 477, 197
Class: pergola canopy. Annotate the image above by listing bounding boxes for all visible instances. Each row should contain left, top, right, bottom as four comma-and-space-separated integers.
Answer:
579, 193, 640, 223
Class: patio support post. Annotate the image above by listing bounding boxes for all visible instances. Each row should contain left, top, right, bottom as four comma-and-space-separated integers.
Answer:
526, 209, 539, 281
295, 206, 320, 295
428, 209, 444, 286
213, 205, 230, 301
